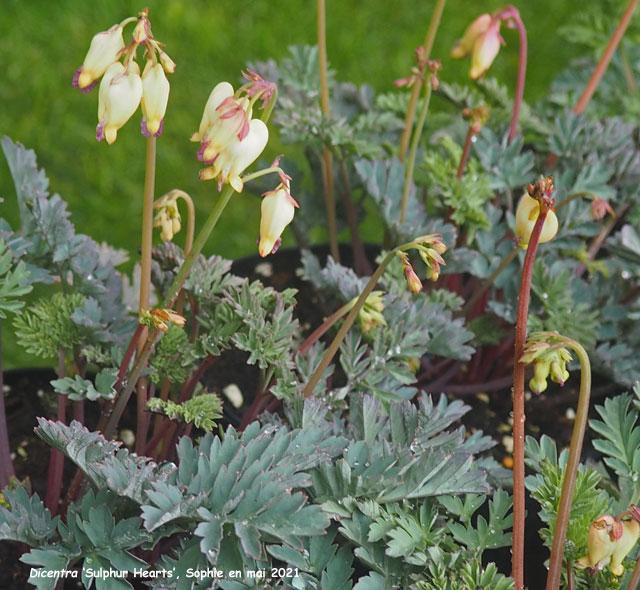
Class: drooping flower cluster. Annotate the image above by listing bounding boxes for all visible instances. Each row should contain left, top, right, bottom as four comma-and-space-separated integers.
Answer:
153, 192, 182, 242
347, 291, 387, 333
73, 9, 174, 144
451, 13, 504, 79
520, 332, 572, 394
191, 72, 276, 193
398, 234, 448, 294
576, 509, 640, 576
140, 308, 186, 333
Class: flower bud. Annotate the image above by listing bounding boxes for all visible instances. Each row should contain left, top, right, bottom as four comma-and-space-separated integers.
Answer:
141, 62, 170, 137
73, 25, 125, 91
529, 359, 550, 394
515, 194, 558, 250
398, 252, 423, 294
158, 50, 176, 74
96, 62, 143, 144
549, 360, 569, 387
259, 186, 298, 257
355, 291, 387, 333
132, 17, 151, 44
451, 14, 492, 58
142, 308, 186, 332
153, 194, 181, 242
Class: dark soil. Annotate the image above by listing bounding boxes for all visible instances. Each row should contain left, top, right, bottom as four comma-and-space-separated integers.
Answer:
0, 244, 616, 590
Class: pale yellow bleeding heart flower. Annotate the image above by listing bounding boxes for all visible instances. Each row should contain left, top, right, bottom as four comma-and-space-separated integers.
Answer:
258, 184, 299, 257
141, 62, 170, 137
515, 194, 558, 249
469, 21, 504, 80
97, 62, 143, 145
73, 24, 125, 92
190, 82, 235, 143
576, 515, 639, 576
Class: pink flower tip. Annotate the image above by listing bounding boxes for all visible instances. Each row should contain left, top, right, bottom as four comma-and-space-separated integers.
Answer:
96, 121, 105, 142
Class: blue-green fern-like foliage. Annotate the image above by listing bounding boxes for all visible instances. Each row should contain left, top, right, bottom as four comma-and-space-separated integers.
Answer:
0, 393, 511, 590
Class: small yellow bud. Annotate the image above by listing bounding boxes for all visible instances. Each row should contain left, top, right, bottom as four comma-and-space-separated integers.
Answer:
529, 359, 550, 394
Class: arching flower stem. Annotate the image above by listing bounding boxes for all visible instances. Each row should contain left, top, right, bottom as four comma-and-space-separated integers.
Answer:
545, 337, 591, 590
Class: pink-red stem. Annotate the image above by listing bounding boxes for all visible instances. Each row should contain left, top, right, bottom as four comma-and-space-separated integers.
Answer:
512, 201, 550, 590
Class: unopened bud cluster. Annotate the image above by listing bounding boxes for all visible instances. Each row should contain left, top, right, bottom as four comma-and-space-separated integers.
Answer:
73, 9, 174, 144
520, 332, 572, 394
398, 234, 447, 294
462, 105, 490, 134
348, 291, 387, 333
576, 507, 640, 576
140, 308, 186, 333
153, 192, 182, 242
395, 52, 441, 90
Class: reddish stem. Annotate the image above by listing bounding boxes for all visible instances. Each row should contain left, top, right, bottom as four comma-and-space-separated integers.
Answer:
573, 0, 640, 115
628, 556, 640, 590
512, 201, 550, 590
45, 350, 67, 516
457, 125, 474, 179
156, 355, 217, 458
497, 6, 527, 142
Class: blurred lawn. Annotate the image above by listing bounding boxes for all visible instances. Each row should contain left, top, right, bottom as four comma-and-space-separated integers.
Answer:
0, 0, 607, 367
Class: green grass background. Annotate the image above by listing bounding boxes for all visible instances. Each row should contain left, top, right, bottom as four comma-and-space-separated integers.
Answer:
0, 0, 609, 367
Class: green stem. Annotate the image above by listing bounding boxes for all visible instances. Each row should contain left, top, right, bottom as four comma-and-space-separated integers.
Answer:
500, 6, 527, 142
545, 338, 591, 590
302, 239, 419, 397
398, 0, 447, 160
573, 0, 639, 114
136, 136, 156, 455
261, 86, 278, 123
512, 200, 551, 590
620, 41, 637, 92
317, 0, 340, 261
456, 125, 475, 180
400, 80, 433, 223
104, 186, 235, 441
162, 186, 234, 308
298, 302, 351, 356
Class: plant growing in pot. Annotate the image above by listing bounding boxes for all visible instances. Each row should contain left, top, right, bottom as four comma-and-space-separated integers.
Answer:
1, 2, 640, 590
